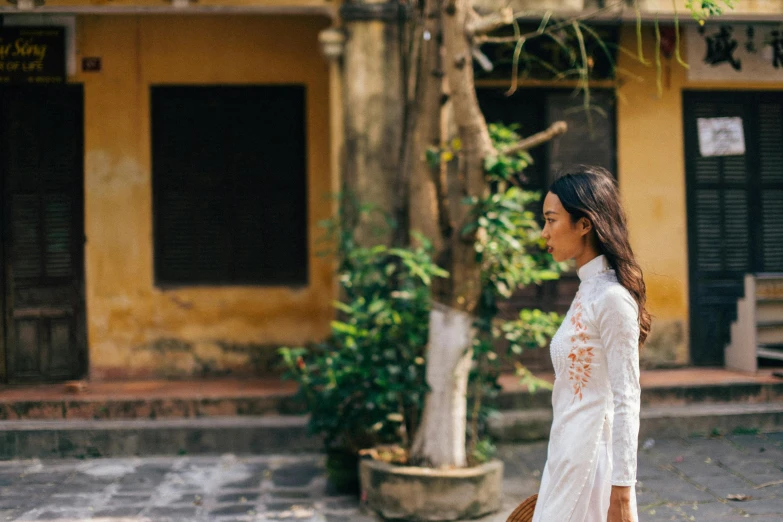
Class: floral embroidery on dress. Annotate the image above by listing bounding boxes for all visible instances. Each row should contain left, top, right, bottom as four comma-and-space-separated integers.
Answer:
567, 293, 594, 400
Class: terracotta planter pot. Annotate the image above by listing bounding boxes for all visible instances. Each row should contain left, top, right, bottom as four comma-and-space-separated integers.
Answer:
359, 458, 503, 521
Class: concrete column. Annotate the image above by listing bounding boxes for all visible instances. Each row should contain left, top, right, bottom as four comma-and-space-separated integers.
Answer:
339, 0, 407, 246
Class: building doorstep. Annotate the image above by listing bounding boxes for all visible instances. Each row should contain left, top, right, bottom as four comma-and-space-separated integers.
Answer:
0, 368, 781, 459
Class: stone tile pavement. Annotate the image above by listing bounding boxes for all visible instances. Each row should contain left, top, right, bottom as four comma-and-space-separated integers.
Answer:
0, 433, 781, 521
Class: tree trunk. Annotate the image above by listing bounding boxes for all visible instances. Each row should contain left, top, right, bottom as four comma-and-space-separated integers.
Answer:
411, 0, 497, 468
410, 302, 474, 467
434, 0, 495, 312
408, 5, 445, 252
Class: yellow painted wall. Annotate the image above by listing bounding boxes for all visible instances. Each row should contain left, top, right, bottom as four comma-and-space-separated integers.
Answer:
616, 24, 783, 366
73, 15, 333, 379
21, 0, 333, 10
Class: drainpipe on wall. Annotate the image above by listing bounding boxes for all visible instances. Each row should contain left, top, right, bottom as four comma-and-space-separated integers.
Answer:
319, 27, 346, 228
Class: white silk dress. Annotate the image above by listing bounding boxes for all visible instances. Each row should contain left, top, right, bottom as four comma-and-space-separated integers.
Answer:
532, 255, 641, 522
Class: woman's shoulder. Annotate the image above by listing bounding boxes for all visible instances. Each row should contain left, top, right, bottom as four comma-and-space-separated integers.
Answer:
589, 275, 638, 316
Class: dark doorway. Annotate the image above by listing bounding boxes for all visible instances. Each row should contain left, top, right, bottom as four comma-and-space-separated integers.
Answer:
683, 91, 783, 366
0, 85, 87, 383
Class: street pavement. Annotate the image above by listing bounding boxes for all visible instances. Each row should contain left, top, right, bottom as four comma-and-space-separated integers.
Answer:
0, 433, 781, 521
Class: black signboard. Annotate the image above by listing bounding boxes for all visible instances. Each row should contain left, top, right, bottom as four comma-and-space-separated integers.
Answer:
0, 26, 66, 84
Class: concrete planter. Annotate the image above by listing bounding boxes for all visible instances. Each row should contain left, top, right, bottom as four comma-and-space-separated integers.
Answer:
359, 458, 504, 521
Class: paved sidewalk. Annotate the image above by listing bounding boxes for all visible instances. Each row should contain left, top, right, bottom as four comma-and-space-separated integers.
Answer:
0, 433, 781, 521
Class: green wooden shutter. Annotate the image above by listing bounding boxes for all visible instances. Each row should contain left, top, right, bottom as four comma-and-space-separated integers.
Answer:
758, 100, 783, 272
152, 86, 308, 286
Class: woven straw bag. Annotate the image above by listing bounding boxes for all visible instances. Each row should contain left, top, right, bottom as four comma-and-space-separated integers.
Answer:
505, 494, 537, 522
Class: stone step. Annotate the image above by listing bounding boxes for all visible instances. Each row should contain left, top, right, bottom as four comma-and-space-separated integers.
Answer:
491, 379, 783, 411
3, 402, 782, 460
3, 370, 780, 421
6, 381, 781, 421
487, 401, 783, 442
0, 415, 319, 461
0, 390, 305, 421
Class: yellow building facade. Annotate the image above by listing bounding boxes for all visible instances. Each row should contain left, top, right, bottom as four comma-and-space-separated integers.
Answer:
617, 21, 783, 367
478, 10, 783, 369
1, 0, 780, 383
81, 15, 335, 380
0, 8, 336, 381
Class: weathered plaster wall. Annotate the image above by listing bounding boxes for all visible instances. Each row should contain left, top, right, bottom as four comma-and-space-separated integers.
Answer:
616, 26, 690, 366
616, 24, 783, 366
74, 15, 333, 379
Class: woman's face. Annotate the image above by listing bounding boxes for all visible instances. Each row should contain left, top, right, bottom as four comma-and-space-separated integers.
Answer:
541, 192, 590, 263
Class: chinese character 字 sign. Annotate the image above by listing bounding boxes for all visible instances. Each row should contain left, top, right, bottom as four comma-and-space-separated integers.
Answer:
0, 26, 65, 85
688, 23, 783, 82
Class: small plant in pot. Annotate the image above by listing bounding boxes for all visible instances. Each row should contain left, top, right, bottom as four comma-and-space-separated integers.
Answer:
279, 224, 445, 494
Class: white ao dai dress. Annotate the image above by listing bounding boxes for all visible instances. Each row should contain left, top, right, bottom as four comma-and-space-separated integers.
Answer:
532, 255, 641, 522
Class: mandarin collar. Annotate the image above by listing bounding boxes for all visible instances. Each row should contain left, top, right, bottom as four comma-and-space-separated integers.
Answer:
577, 254, 610, 282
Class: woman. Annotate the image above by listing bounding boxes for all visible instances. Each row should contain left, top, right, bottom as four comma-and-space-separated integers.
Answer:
532, 166, 650, 522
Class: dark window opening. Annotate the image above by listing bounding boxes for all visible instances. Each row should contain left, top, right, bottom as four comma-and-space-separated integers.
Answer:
477, 87, 617, 193
151, 85, 308, 287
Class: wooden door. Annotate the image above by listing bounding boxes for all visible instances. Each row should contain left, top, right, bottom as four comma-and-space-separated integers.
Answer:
0, 85, 86, 383
683, 91, 783, 365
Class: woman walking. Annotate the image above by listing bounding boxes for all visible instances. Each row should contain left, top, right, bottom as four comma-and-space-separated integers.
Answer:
532, 166, 650, 522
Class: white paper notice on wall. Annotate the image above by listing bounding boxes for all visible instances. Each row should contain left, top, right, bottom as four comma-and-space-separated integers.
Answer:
697, 117, 746, 157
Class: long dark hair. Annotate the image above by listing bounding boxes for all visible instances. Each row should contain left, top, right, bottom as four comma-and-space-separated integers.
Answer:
548, 165, 651, 347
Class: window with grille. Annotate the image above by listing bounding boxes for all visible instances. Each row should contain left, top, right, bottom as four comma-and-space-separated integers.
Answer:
151, 85, 308, 286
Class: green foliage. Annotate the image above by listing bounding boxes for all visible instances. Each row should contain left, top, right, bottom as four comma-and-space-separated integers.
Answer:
685, 0, 736, 22
503, 309, 563, 356
287, 125, 568, 466
466, 123, 566, 462
472, 188, 564, 300
426, 138, 463, 169
483, 124, 533, 184
731, 426, 759, 436
471, 438, 497, 465
469, 124, 566, 301
471, 123, 568, 307
279, 227, 446, 454
514, 362, 554, 393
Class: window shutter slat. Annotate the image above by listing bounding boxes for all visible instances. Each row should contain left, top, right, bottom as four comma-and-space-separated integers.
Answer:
722, 156, 747, 184
694, 157, 720, 184
762, 190, 783, 271
723, 189, 750, 272
152, 86, 308, 286
43, 194, 73, 278
11, 195, 43, 280
759, 103, 783, 184
695, 190, 722, 272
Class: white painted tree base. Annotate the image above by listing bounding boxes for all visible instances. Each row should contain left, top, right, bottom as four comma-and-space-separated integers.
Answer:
411, 302, 475, 468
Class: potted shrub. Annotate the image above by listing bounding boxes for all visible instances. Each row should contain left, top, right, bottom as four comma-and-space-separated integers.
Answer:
357, 124, 566, 520
279, 227, 445, 494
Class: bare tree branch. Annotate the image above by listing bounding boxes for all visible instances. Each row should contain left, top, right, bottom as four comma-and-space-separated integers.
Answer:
472, 0, 626, 45
466, 7, 513, 37
500, 121, 567, 155
472, 46, 494, 71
